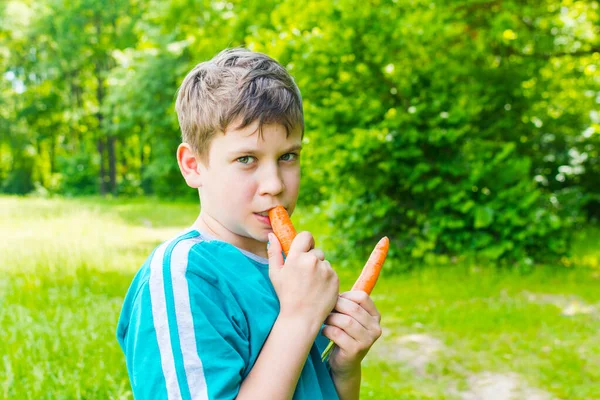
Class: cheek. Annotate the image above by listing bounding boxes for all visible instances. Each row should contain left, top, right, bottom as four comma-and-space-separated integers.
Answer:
223, 173, 257, 205
286, 168, 301, 194
284, 168, 301, 213
242, 181, 257, 203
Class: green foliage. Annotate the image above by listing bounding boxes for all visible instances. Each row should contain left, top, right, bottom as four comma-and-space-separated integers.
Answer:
247, 0, 593, 266
1, 0, 598, 267
56, 152, 99, 196
1, 163, 34, 195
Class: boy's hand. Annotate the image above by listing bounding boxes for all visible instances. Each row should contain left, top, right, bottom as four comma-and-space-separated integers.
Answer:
268, 231, 339, 329
323, 291, 382, 377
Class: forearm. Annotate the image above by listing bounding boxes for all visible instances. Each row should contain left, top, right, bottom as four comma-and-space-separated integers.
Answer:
237, 315, 321, 400
332, 367, 361, 400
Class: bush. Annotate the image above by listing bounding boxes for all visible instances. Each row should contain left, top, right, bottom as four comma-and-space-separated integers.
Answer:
56, 152, 99, 196
249, 0, 581, 269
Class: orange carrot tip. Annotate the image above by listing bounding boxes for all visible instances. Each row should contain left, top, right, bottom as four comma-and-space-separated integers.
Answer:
321, 236, 389, 362
351, 236, 389, 295
268, 206, 297, 256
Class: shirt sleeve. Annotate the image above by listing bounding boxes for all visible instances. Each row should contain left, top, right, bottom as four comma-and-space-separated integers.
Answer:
120, 262, 249, 400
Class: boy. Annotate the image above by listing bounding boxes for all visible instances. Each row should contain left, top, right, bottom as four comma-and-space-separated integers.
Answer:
117, 47, 382, 399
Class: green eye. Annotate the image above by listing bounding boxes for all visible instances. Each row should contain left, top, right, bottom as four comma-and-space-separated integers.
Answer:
280, 153, 298, 161
237, 156, 255, 164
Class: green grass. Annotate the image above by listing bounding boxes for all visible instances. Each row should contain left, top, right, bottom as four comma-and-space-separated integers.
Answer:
1, 195, 599, 399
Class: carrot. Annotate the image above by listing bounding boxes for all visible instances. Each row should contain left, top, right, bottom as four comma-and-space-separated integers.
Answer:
351, 236, 389, 294
267, 205, 389, 363
268, 205, 297, 256
321, 236, 389, 362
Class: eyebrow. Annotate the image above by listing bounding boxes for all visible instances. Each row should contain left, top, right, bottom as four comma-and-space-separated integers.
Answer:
231, 144, 303, 155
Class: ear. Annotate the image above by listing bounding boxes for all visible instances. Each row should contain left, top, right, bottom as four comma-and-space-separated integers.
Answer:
177, 143, 204, 188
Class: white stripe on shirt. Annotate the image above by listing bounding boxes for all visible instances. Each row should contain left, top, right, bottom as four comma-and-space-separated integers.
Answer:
149, 241, 181, 400
171, 238, 208, 399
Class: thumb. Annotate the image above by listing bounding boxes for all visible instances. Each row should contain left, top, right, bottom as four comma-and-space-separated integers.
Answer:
267, 233, 284, 271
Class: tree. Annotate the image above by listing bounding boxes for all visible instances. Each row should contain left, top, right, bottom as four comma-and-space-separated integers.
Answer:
1, 0, 597, 269
245, 0, 598, 267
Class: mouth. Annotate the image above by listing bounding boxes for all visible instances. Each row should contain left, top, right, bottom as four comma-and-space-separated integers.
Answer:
254, 207, 287, 218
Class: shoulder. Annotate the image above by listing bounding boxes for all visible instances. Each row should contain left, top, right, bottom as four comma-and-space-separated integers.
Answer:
124, 229, 226, 300
117, 228, 244, 339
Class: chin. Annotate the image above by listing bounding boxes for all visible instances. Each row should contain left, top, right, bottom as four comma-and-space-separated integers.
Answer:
255, 231, 270, 243
240, 226, 268, 243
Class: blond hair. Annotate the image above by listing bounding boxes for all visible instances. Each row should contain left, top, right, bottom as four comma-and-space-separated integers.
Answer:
175, 47, 304, 164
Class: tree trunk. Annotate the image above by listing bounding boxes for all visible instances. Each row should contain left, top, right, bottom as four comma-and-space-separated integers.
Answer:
70, 71, 81, 152
49, 132, 56, 173
97, 137, 107, 195
94, 13, 107, 195
108, 135, 116, 195
139, 131, 145, 175
94, 50, 106, 194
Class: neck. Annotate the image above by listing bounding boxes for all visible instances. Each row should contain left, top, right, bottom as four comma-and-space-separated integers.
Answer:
193, 212, 268, 259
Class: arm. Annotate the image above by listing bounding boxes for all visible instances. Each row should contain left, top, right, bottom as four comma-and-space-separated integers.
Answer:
239, 232, 339, 400
237, 314, 322, 399
331, 368, 361, 400
323, 291, 383, 400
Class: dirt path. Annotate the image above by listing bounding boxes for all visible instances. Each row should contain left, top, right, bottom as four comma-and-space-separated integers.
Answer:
459, 372, 553, 400
522, 291, 597, 316
371, 331, 556, 400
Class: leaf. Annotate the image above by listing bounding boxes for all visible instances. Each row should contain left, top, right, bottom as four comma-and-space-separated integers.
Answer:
474, 206, 494, 229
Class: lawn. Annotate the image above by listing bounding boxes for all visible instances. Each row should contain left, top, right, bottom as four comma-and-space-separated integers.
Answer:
1, 196, 598, 399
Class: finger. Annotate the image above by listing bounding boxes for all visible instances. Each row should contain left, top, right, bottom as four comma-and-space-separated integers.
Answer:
307, 247, 325, 261
331, 297, 374, 330
324, 312, 366, 341
288, 231, 315, 256
322, 324, 359, 353
267, 233, 284, 270
339, 291, 381, 321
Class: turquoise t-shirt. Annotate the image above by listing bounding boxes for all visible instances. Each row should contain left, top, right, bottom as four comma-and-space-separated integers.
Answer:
116, 228, 339, 400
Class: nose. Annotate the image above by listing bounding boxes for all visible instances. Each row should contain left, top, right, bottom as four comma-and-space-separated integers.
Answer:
258, 163, 285, 196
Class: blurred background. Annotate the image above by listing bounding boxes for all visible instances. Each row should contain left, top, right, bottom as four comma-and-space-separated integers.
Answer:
1, 0, 599, 399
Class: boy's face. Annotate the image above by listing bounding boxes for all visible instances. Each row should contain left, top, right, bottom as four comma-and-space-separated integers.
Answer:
197, 119, 302, 252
